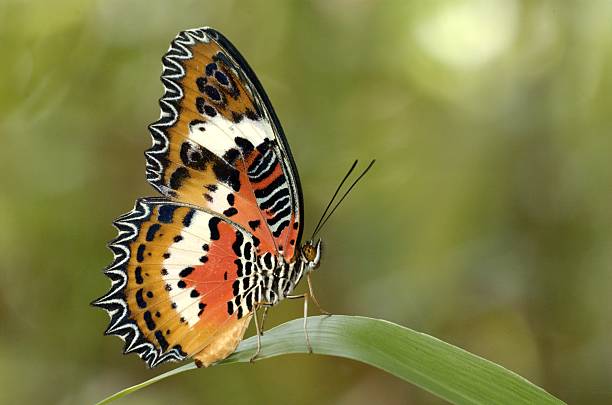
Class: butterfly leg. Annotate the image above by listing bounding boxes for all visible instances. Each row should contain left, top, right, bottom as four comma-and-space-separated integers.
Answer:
287, 293, 313, 354
250, 305, 263, 363
260, 306, 270, 335
307, 273, 332, 316
250, 302, 273, 363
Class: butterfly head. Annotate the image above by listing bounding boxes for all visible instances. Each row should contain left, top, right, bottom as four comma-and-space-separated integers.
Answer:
301, 239, 323, 271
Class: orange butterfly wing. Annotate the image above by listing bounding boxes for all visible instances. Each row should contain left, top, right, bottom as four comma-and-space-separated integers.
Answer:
93, 199, 261, 367
146, 28, 302, 261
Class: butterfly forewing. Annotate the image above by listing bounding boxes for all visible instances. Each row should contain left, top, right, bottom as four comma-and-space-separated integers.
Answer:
146, 28, 302, 261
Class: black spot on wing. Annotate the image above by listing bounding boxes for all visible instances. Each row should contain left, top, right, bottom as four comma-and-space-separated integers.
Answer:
136, 288, 147, 308
235, 137, 254, 155
215, 70, 229, 86
232, 230, 244, 256
197, 303, 206, 317
196, 77, 208, 92
204, 104, 217, 117
203, 85, 222, 102
208, 217, 222, 240
263, 253, 273, 269
136, 244, 145, 262
235, 258, 243, 276
182, 209, 195, 227
210, 53, 240, 99
212, 162, 240, 191
245, 292, 253, 311
134, 266, 143, 284
158, 205, 178, 223
243, 242, 252, 261
223, 148, 240, 163
155, 330, 169, 351
223, 207, 238, 217
248, 220, 260, 231
189, 119, 206, 128
146, 224, 161, 242
196, 97, 206, 115
144, 311, 156, 331
180, 141, 209, 170
169, 167, 190, 190
179, 267, 195, 278
205, 62, 217, 75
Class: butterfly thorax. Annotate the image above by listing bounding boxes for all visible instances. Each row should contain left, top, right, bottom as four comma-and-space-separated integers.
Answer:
230, 240, 322, 315
256, 254, 306, 305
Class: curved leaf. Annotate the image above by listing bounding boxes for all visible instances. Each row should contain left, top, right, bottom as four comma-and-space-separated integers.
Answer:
96, 315, 565, 405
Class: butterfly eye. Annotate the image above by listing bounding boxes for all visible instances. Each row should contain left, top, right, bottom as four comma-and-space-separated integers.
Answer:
302, 244, 315, 262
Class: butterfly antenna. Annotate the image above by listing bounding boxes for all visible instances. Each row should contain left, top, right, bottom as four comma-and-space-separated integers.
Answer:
312, 159, 376, 239
311, 160, 359, 240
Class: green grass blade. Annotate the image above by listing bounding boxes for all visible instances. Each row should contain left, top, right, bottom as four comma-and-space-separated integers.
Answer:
96, 315, 565, 405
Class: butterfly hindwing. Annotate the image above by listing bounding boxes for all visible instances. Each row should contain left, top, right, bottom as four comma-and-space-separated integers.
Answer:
146, 28, 303, 261
93, 198, 259, 367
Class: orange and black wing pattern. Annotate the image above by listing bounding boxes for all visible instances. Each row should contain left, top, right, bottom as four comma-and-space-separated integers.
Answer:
92, 198, 262, 367
146, 28, 302, 261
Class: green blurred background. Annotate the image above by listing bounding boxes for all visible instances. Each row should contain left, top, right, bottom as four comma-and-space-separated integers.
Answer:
2, 0, 611, 404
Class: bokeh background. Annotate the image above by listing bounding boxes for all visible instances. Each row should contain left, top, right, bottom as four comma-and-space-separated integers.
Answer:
2, 0, 611, 404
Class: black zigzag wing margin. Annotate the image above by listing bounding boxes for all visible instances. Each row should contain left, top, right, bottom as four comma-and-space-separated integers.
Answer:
91, 198, 187, 368
145, 28, 211, 197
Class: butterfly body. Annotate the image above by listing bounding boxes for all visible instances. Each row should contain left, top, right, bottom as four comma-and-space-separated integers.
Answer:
93, 27, 325, 368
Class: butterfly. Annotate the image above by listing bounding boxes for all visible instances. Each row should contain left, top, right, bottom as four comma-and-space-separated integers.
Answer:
92, 27, 373, 368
